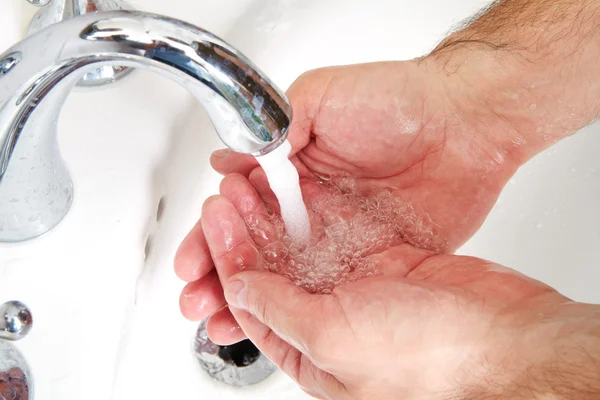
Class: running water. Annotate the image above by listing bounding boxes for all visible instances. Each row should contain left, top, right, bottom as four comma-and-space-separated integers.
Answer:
253, 142, 446, 293
255, 141, 311, 244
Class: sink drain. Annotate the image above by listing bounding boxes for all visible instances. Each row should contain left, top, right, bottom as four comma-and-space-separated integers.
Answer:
0, 341, 32, 400
194, 319, 276, 386
217, 340, 261, 367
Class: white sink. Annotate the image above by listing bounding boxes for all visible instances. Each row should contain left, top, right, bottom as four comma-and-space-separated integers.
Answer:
1, 0, 599, 399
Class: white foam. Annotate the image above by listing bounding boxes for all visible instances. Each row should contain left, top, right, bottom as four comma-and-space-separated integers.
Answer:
255, 140, 311, 244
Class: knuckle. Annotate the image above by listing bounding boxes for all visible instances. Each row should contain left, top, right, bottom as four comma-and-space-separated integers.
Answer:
217, 241, 260, 273
279, 344, 302, 382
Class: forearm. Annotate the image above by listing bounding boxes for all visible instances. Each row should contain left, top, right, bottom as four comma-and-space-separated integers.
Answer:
515, 306, 600, 399
425, 0, 600, 164
474, 302, 600, 399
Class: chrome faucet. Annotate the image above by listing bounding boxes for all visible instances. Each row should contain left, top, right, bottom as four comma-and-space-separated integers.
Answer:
0, 11, 292, 243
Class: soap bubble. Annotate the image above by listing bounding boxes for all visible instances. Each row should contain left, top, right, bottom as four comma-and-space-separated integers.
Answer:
253, 178, 445, 294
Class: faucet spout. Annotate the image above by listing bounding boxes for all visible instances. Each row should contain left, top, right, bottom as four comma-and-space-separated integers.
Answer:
0, 11, 292, 242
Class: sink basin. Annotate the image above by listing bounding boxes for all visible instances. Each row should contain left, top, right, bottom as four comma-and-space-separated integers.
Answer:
1, 0, 598, 399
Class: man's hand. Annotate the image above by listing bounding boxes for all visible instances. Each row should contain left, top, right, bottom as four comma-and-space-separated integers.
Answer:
173, 0, 600, 397
199, 178, 600, 400
206, 61, 523, 252
175, 60, 528, 344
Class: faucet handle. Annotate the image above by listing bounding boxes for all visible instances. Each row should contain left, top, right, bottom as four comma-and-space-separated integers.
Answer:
26, 0, 52, 6
0, 302, 32, 341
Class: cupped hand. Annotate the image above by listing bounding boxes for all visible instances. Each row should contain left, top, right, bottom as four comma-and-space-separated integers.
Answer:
175, 60, 527, 344
187, 175, 574, 400
209, 60, 526, 250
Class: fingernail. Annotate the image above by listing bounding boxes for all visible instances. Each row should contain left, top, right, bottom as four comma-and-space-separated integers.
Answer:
226, 279, 247, 310
212, 149, 230, 159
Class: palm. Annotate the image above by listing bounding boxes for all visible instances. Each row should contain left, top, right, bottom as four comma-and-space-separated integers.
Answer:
294, 62, 522, 251
298, 250, 561, 397
214, 61, 520, 251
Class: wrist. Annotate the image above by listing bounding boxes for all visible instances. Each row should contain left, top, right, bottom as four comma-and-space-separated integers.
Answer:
517, 302, 600, 399
422, 0, 600, 167
471, 301, 600, 399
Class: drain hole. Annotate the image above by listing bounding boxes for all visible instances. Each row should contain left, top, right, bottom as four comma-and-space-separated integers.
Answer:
217, 340, 261, 367
194, 319, 276, 386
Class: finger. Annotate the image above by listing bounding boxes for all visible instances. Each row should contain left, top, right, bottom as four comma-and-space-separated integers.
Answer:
248, 168, 281, 215
174, 219, 214, 282
200, 195, 263, 285
206, 306, 247, 345
249, 166, 333, 211
199, 175, 348, 397
210, 149, 258, 176
219, 173, 269, 217
179, 270, 226, 321
210, 67, 335, 177
210, 148, 314, 178
223, 270, 331, 358
289, 154, 315, 178
219, 173, 281, 247
230, 308, 347, 399
285, 68, 338, 154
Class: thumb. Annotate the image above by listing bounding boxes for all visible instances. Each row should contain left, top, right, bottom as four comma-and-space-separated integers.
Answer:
224, 271, 350, 399
209, 67, 336, 176
223, 270, 330, 355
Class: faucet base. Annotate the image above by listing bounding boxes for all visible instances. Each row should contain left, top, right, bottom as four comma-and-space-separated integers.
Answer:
28, 0, 133, 87
0, 72, 75, 243
0, 341, 33, 399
